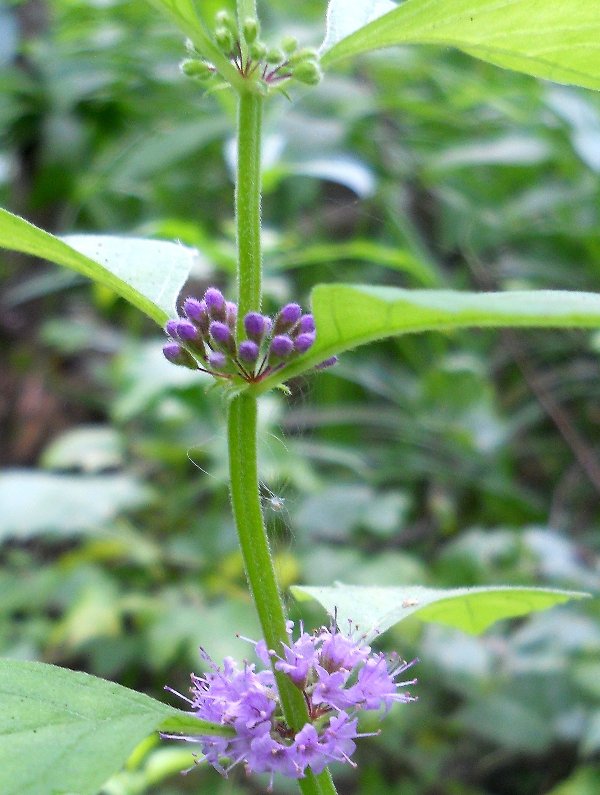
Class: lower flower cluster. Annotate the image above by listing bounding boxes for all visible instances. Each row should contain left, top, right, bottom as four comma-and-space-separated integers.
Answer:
164, 622, 416, 788
163, 286, 336, 384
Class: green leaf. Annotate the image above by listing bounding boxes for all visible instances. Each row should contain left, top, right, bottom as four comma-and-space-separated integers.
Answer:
291, 584, 590, 639
0, 660, 225, 795
321, 0, 600, 91
0, 470, 152, 541
0, 209, 195, 324
268, 240, 440, 286
254, 285, 600, 392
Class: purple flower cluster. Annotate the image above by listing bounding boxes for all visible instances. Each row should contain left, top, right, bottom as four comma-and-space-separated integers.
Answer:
162, 286, 336, 384
163, 622, 416, 788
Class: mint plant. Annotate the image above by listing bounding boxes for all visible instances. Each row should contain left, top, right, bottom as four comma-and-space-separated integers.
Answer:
0, 1, 599, 794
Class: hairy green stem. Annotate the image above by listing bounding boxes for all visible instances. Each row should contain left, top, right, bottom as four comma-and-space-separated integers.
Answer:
235, 89, 263, 333
227, 399, 337, 795
228, 66, 338, 795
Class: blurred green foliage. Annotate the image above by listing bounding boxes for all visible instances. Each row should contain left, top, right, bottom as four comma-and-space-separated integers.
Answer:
1, 1, 600, 793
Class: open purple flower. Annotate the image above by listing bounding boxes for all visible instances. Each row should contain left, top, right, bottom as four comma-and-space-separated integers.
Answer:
163, 621, 417, 788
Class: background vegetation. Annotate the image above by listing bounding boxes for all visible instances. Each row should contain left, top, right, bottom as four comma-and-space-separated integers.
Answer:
1, 1, 600, 793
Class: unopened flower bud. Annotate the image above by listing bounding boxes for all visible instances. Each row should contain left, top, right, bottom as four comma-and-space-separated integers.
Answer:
242, 17, 259, 44
180, 59, 213, 80
210, 320, 235, 354
215, 26, 234, 54
226, 301, 238, 328
204, 287, 227, 320
208, 350, 227, 370
183, 297, 204, 320
163, 342, 197, 369
215, 10, 236, 33
266, 47, 284, 65
297, 313, 315, 334
249, 41, 267, 61
176, 319, 199, 341
244, 311, 268, 341
289, 47, 319, 65
269, 334, 294, 359
280, 35, 298, 55
274, 303, 302, 333
165, 319, 179, 338
294, 332, 315, 353
239, 340, 260, 363
294, 60, 322, 85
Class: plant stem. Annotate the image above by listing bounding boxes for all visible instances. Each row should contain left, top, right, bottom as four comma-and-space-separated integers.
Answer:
228, 78, 338, 795
227, 398, 338, 795
235, 89, 263, 336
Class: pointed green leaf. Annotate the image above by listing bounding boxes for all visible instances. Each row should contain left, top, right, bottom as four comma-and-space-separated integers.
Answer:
291, 584, 590, 639
321, 0, 600, 91
0, 209, 196, 324
0, 660, 226, 795
254, 285, 600, 392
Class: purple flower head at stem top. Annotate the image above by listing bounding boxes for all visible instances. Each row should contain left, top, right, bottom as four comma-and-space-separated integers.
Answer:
163, 287, 334, 385
163, 621, 417, 786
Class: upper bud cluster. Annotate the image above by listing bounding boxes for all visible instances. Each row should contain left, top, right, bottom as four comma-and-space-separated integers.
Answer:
163, 286, 336, 384
180, 9, 322, 91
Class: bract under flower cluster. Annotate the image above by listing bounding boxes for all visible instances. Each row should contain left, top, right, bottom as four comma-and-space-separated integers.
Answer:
163, 286, 336, 384
164, 622, 416, 788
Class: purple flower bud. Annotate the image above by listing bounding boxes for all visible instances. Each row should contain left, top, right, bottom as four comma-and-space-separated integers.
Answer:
165, 319, 179, 338
269, 334, 294, 359
176, 319, 199, 341
204, 287, 227, 319
210, 320, 231, 344
209, 320, 235, 354
226, 301, 238, 327
244, 312, 269, 341
162, 342, 196, 369
298, 313, 315, 334
294, 332, 315, 353
274, 302, 302, 333
183, 297, 207, 322
315, 355, 338, 370
208, 350, 227, 370
280, 303, 302, 324
239, 340, 259, 362
163, 341, 183, 363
